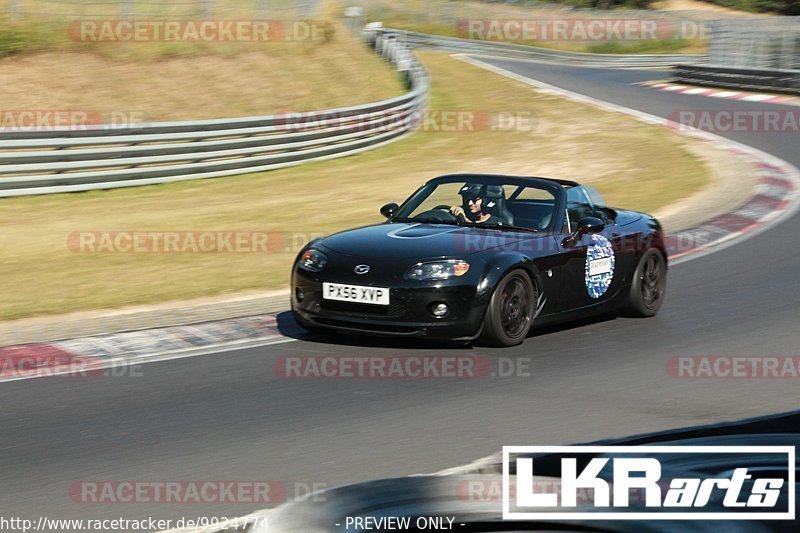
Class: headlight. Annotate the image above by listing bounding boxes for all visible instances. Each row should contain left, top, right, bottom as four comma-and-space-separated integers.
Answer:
405, 260, 470, 281
299, 248, 328, 272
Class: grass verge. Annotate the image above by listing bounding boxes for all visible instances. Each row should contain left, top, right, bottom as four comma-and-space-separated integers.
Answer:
0, 50, 709, 321
0, 22, 403, 120
0, 0, 319, 59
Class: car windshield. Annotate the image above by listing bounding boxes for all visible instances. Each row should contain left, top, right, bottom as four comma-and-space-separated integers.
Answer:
392, 178, 558, 232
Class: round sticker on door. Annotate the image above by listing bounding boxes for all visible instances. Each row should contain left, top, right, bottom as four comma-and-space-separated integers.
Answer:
585, 234, 615, 298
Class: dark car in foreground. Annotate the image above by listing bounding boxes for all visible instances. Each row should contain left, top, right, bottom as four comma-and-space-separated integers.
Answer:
266, 410, 800, 533
291, 174, 667, 346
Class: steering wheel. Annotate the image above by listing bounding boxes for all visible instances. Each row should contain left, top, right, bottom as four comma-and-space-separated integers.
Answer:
413, 205, 466, 223
433, 204, 468, 222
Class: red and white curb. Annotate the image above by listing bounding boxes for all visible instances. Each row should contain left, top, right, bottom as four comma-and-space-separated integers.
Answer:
0, 315, 298, 383
666, 158, 796, 261
636, 80, 800, 106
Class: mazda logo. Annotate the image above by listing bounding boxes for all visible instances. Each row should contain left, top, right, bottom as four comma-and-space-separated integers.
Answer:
354, 264, 370, 275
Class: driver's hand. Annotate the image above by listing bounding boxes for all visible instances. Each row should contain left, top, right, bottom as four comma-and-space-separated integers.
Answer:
450, 206, 465, 218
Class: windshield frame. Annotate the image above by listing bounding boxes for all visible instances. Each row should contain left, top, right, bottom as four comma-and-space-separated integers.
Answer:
389, 174, 567, 234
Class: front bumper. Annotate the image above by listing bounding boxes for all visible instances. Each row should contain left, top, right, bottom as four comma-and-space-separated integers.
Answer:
291, 269, 488, 341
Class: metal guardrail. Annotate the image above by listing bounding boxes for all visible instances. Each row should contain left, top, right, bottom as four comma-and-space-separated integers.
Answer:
708, 18, 800, 71
388, 29, 705, 68
0, 29, 429, 197
673, 64, 800, 95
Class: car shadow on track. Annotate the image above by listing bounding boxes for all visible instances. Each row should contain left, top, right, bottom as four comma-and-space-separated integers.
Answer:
528, 313, 618, 339
276, 311, 618, 351
275, 311, 473, 350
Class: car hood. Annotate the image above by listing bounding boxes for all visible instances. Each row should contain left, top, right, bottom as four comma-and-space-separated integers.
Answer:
319, 222, 539, 259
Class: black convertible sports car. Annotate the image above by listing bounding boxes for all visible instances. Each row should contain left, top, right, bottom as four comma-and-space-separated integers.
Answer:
291, 174, 667, 347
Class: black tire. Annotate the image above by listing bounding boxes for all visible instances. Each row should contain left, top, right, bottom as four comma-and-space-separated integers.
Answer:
478, 270, 536, 347
622, 248, 667, 317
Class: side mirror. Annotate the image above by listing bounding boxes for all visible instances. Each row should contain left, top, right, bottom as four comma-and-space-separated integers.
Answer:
562, 216, 605, 247
380, 202, 399, 218
577, 216, 605, 236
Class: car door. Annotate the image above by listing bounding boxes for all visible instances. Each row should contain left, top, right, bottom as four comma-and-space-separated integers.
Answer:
556, 186, 621, 311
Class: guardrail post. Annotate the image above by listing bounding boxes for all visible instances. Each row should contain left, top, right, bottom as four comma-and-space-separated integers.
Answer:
383, 39, 395, 60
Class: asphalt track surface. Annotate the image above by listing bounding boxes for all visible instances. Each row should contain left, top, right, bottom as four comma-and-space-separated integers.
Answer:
2, 60, 799, 527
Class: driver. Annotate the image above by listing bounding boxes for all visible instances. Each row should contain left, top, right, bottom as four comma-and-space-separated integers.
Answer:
449, 184, 505, 225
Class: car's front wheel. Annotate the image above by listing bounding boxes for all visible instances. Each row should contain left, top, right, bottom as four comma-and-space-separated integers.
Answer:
621, 248, 667, 317
478, 269, 536, 347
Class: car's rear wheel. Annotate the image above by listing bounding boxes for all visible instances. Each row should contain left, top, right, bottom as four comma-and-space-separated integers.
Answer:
478, 270, 536, 347
622, 248, 667, 317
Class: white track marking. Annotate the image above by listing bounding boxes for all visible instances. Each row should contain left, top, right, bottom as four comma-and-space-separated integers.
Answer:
742, 94, 776, 102
683, 88, 710, 95
0, 335, 298, 384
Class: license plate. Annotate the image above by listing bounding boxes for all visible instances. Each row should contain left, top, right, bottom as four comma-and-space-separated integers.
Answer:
322, 282, 390, 305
